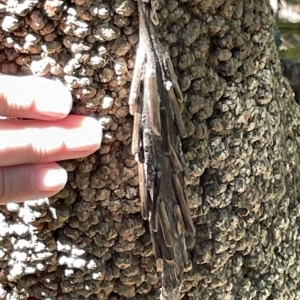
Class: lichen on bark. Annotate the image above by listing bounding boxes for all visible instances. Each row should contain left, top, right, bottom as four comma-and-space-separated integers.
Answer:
0, 0, 300, 299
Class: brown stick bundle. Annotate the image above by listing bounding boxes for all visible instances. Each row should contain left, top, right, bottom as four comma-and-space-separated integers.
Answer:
129, 1, 195, 298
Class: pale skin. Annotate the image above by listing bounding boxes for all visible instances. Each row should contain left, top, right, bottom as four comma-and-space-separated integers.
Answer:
0, 75, 102, 204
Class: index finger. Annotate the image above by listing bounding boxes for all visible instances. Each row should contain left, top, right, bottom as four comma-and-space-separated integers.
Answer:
0, 75, 73, 120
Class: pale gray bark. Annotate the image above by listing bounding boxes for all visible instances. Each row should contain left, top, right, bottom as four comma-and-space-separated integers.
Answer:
0, 1, 299, 300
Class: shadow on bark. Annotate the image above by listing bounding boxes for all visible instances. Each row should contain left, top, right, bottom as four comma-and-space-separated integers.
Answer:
0, 0, 300, 300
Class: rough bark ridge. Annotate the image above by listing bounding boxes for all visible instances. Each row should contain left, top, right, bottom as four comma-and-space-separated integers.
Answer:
0, 0, 300, 300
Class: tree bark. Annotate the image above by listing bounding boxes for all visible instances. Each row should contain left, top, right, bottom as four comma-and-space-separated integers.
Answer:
0, 0, 299, 300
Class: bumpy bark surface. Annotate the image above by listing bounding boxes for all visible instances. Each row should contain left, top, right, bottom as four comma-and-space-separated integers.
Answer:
0, 0, 299, 300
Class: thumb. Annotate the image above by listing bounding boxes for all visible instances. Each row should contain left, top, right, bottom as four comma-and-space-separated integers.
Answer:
0, 163, 67, 204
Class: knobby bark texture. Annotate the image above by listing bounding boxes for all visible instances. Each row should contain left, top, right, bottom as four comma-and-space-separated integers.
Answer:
0, 0, 299, 300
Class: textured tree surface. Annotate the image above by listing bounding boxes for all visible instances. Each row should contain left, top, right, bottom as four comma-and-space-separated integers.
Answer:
0, 1, 300, 300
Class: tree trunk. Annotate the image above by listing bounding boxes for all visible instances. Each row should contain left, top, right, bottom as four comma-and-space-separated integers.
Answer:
0, 0, 299, 299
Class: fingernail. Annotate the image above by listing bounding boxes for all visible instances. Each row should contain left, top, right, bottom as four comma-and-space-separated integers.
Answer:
32, 167, 67, 192
32, 78, 72, 118
65, 117, 103, 151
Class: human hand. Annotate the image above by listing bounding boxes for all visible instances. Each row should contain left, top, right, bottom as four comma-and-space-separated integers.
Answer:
0, 75, 102, 204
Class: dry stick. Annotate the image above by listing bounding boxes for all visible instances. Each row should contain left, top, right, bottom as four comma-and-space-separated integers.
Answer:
129, 1, 195, 299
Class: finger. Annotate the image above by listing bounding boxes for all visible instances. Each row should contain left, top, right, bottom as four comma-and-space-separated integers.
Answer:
0, 163, 67, 204
0, 75, 72, 120
0, 115, 102, 167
